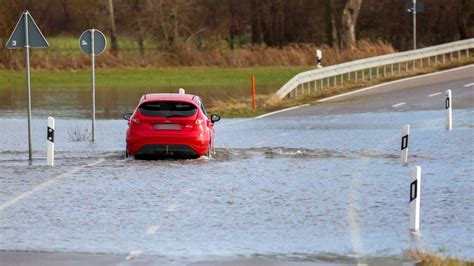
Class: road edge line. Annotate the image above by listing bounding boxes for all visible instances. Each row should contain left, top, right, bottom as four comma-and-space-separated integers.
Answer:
254, 64, 473, 118
317, 64, 474, 103
0, 155, 109, 211
254, 104, 310, 119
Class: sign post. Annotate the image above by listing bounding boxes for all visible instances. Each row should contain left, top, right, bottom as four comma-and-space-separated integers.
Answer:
79, 29, 107, 142
5, 11, 49, 161
406, 0, 424, 50
412, 0, 416, 50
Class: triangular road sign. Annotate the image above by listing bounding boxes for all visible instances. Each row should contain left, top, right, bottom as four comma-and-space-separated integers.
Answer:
5, 11, 49, 49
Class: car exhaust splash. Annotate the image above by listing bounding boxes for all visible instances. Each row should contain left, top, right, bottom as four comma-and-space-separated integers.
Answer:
135, 144, 199, 160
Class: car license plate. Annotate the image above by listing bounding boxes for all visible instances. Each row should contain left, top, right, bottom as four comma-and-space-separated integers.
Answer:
154, 124, 181, 130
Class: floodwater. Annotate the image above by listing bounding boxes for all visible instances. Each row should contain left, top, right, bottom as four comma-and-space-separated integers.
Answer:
0, 108, 473, 263
0, 84, 275, 119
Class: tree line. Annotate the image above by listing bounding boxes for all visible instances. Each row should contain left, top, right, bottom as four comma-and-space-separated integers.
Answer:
0, 0, 472, 54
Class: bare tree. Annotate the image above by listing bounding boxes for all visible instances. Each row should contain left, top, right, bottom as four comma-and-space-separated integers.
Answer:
62, 0, 70, 31
107, 0, 118, 54
123, 0, 147, 56
325, 0, 339, 47
0, 0, 471, 59
341, 0, 362, 49
146, 0, 195, 48
251, 0, 262, 44
457, 0, 474, 39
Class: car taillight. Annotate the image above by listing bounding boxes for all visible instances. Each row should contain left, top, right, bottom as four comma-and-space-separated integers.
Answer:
131, 118, 141, 124
188, 119, 204, 130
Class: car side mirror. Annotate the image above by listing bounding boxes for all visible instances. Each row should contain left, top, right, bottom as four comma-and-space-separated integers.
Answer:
123, 113, 132, 121
210, 114, 221, 123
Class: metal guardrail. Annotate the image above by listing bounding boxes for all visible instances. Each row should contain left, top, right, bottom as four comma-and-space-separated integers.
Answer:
276, 38, 474, 99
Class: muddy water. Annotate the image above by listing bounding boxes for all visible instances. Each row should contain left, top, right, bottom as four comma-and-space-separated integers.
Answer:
0, 109, 473, 261
0, 84, 275, 119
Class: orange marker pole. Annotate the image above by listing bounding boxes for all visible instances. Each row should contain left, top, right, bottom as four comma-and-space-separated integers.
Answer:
251, 74, 256, 109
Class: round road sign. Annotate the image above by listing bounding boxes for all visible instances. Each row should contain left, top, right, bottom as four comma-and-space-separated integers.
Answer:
79, 29, 107, 56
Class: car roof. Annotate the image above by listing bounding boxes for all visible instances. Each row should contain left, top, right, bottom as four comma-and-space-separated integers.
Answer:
139, 93, 199, 105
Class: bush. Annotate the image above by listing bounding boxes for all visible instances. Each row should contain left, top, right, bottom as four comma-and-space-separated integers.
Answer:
0, 38, 395, 70
67, 123, 91, 141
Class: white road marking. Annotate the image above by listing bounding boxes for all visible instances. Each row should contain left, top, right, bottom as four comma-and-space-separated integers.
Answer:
255, 65, 473, 118
146, 225, 159, 235
0, 156, 109, 211
254, 104, 310, 119
428, 92, 442, 97
126, 250, 143, 260
391, 102, 406, 108
317, 65, 473, 103
464, 83, 474, 87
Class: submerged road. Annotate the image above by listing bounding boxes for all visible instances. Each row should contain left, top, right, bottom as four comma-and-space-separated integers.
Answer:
0, 65, 473, 266
268, 65, 473, 117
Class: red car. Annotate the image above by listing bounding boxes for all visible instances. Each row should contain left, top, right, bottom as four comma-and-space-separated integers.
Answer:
123, 92, 220, 159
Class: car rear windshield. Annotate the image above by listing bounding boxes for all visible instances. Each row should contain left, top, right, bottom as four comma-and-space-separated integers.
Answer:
139, 101, 198, 118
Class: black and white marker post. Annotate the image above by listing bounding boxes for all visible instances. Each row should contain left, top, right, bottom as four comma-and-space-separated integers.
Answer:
401, 125, 410, 164
445, 89, 452, 130
5, 11, 49, 160
410, 166, 421, 233
79, 29, 107, 142
316, 49, 322, 69
47, 117, 55, 166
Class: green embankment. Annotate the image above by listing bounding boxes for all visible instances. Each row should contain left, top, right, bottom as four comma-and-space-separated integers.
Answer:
0, 67, 310, 89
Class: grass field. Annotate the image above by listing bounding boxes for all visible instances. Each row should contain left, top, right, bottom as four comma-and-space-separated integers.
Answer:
406, 250, 474, 266
32, 36, 155, 57
0, 66, 311, 89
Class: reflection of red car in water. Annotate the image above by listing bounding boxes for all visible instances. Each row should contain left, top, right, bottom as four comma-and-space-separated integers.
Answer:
123, 92, 220, 159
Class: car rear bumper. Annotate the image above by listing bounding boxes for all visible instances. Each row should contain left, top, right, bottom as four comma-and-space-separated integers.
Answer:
135, 144, 199, 159
126, 133, 209, 158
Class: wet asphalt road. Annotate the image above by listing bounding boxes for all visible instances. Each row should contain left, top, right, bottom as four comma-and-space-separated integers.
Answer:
0, 66, 473, 266
270, 65, 473, 117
